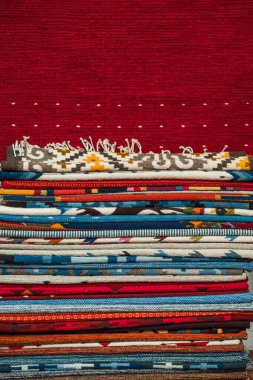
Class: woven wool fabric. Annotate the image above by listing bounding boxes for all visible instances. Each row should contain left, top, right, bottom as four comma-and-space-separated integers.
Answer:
1, 133, 253, 376
3, 372, 249, 380
3, 301, 253, 313
1, 252, 251, 262
0, 1, 252, 152
2, 311, 252, 322
3, 148, 253, 172
4, 222, 253, 232
3, 190, 253, 202
0, 373, 250, 380
8, 252, 248, 262
0, 343, 244, 357
1, 268, 245, 278
3, 179, 253, 189
0, 281, 247, 297
0, 320, 248, 334
1, 339, 243, 348
1, 249, 252, 260
0, 319, 248, 331
1, 242, 252, 250
1, 248, 252, 259
0, 361, 248, 373
0, 1, 253, 378
2, 205, 253, 218
1, 234, 253, 243
12, 188, 252, 196
1, 373, 249, 380
0, 339, 243, 348
2, 221, 253, 232
6, 189, 253, 196
4, 200, 253, 211
2, 301, 253, 313
2, 293, 251, 306
1, 251, 252, 262
2, 212, 253, 223
1, 351, 248, 363
0, 364, 249, 375
2, 241, 253, 248
3, 291, 245, 300
0, 331, 247, 346
2, 183, 253, 192
1, 170, 253, 181
0, 360, 248, 373
1, 274, 246, 284
1, 261, 250, 270
1, 227, 252, 238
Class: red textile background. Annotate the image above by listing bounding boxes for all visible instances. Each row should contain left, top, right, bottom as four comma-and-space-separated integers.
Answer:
0, 0, 252, 157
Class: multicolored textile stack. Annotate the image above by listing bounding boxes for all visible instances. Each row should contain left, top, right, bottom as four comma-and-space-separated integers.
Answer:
0, 144, 253, 380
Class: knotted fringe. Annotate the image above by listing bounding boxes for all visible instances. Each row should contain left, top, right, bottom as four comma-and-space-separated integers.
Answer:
12, 137, 143, 157
11, 136, 229, 158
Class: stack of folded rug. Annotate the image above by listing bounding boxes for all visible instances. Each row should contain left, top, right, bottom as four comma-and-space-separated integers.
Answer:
0, 143, 253, 380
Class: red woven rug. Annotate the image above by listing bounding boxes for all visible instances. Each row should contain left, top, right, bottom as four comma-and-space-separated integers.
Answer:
0, 1, 252, 156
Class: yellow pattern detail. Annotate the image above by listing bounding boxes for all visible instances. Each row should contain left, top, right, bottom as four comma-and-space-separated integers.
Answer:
236, 157, 250, 170
221, 152, 229, 159
51, 223, 65, 230
83, 153, 108, 171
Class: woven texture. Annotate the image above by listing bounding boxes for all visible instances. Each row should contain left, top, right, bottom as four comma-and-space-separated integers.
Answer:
0, 1, 253, 376
0, 1, 252, 154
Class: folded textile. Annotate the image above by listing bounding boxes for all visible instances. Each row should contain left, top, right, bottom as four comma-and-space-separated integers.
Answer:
1, 351, 249, 364
2, 249, 252, 262
3, 191, 253, 202
2, 213, 253, 225
6, 252, 251, 262
2, 187, 253, 196
1, 227, 253, 238
1, 260, 251, 270
0, 342, 244, 357
2, 205, 253, 217
1, 249, 253, 260
3, 147, 252, 172
2, 301, 253, 312
1, 248, 253, 259
3, 311, 252, 321
2, 291, 244, 300
1, 170, 253, 181
1, 293, 250, 306
4, 220, 253, 231
0, 371, 250, 380
1, 236, 253, 245
3, 179, 253, 189
1, 207, 253, 220
0, 361, 249, 374
2, 311, 252, 322
4, 200, 253, 210
0, 209, 253, 225
1, 331, 247, 345
2, 241, 252, 249
1, 273, 246, 283
0, 353, 249, 373
0, 293, 252, 314
0, 281, 247, 296
0, 339, 243, 348
4, 371, 247, 380
0, 248, 253, 264
3, 370, 249, 380
1, 267, 245, 277
0, 320, 248, 334
1, 149, 253, 379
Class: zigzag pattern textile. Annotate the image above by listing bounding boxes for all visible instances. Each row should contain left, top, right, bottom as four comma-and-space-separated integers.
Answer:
0, 148, 253, 379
